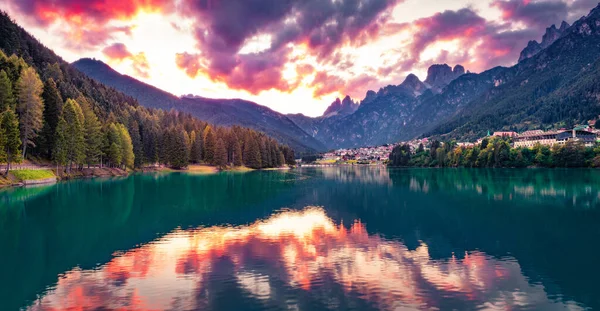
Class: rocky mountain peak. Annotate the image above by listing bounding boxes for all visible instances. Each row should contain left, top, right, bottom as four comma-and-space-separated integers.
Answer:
322, 95, 359, 118
400, 73, 427, 96
541, 22, 568, 46
519, 21, 570, 62
559, 20, 569, 31
424, 64, 465, 92
453, 65, 465, 75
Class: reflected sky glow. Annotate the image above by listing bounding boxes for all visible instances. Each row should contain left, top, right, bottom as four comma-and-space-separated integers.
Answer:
27, 207, 583, 311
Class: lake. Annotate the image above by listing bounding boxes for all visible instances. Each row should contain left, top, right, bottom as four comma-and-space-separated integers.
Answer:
1, 167, 599, 310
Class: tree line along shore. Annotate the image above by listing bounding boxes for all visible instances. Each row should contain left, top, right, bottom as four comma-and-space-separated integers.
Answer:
389, 136, 600, 168
0, 50, 296, 185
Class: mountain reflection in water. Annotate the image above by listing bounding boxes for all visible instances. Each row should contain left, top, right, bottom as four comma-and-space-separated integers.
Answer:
27, 208, 582, 311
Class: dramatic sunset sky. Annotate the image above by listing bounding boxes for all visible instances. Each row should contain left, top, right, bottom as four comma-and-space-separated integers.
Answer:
0, 0, 597, 116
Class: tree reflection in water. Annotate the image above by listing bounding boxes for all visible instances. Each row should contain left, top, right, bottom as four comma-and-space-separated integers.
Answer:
27, 207, 583, 311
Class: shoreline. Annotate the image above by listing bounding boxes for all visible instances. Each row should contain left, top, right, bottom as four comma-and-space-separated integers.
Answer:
0, 164, 294, 189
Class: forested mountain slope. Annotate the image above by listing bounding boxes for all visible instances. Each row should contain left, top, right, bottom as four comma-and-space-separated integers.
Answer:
72, 59, 326, 153
0, 11, 295, 170
426, 4, 600, 141
288, 4, 600, 147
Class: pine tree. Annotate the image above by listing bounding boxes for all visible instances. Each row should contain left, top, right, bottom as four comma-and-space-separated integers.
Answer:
39, 78, 62, 158
244, 138, 262, 169
270, 143, 279, 167
169, 128, 189, 169
61, 99, 85, 171
80, 98, 102, 167
214, 138, 227, 168
190, 130, 203, 163
128, 121, 143, 167
281, 146, 295, 165
109, 142, 122, 167
117, 123, 135, 169
233, 140, 243, 166
142, 123, 159, 165
0, 70, 14, 112
1, 109, 21, 175
107, 123, 123, 167
16, 67, 44, 158
53, 117, 68, 173
189, 130, 197, 163
0, 126, 6, 165
260, 140, 269, 168
278, 150, 286, 167
203, 125, 216, 163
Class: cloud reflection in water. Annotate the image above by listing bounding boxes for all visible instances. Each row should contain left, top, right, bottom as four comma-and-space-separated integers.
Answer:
28, 207, 583, 311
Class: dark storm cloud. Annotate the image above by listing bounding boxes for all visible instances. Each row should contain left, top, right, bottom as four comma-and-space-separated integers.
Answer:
492, 0, 569, 30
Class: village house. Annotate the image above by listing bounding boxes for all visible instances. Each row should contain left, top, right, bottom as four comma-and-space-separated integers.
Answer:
513, 129, 597, 148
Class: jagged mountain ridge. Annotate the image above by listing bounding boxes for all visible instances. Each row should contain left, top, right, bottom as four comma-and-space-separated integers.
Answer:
424, 64, 466, 93
287, 63, 468, 148
426, 4, 600, 140
289, 4, 600, 148
70, 3, 600, 151
322, 95, 359, 118
72, 58, 327, 153
519, 21, 570, 62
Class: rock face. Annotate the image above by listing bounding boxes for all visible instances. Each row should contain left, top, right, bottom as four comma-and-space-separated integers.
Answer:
291, 3, 600, 148
288, 64, 467, 148
424, 64, 466, 92
400, 74, 427, 96
519, 21, 570, 62
322, 95, 359, 118
426, 4, 600, 140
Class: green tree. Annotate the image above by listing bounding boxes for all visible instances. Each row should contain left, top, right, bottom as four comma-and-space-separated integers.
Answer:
232, 140, 243, 166
128, 121, 143, 167
106, 123, 123, 167
0, 70, 14, 112
169, 128, 189, 169
0, 125, 6, 165
1, 109, 21, 175
61, 99, 85, 171
214, 138, 227, 168
277, 150, 286, 167
389, 144, 411, 166
189, 130, 199, 163
203, 126, 216, 163
244, 138, 262, 169
53, 117, 68, 173
260, 140, 270, 168
16, 67, 44, 158
81, 98, 103, 166
39, 78, 63, 158
117, 123, 135, 169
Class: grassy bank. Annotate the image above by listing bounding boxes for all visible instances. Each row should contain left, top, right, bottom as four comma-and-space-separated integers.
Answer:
0, 169, 56, 188
10, 169, 56, 181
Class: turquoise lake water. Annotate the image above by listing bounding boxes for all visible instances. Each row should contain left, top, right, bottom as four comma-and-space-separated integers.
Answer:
1, 167, 599, 310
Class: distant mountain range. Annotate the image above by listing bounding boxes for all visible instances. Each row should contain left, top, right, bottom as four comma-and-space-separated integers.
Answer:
74, 3, 600, 150
72, 59, 326, 153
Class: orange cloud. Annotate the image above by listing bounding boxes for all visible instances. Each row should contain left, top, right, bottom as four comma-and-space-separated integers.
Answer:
25, 208, 577, 311
103, 43, 150, 78
102, 42, 132, 60
6, 0, 173, 50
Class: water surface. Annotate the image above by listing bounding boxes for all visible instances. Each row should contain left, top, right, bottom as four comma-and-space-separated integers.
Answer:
1, 168, 599, 310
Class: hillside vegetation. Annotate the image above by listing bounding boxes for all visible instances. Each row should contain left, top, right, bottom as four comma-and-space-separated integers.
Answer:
0, 11, 295, 173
